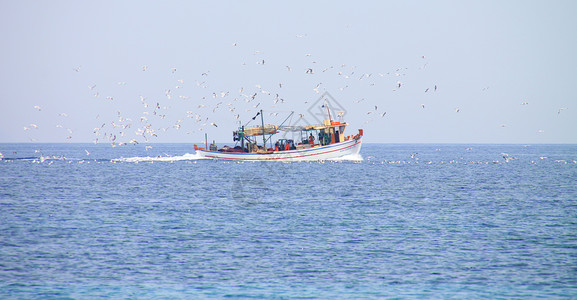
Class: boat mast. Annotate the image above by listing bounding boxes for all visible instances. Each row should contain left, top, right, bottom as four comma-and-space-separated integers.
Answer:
325, 101, 332, 121
260, 109, 266, 148
241, 126, 245, 152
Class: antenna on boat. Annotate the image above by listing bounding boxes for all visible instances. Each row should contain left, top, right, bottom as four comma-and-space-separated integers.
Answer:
337, 111, 345, 122
323, 101, 332, 121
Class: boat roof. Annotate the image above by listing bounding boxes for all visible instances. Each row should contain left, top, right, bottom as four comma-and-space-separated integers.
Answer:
241, 121, 348, 136
279, 121, 348, 132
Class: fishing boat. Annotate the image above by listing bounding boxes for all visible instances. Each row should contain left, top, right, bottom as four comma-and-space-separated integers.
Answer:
194, 109, 363, 161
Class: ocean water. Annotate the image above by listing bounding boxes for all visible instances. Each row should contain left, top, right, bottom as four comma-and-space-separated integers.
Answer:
0, 143, 576, 299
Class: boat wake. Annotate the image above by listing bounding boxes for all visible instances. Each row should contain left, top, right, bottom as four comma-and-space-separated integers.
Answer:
1, 152, 361, 164
115, 152, 363, 163
114, 152, 209, 163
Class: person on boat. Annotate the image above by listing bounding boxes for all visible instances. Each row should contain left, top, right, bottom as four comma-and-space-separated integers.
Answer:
284, 141, 290, 151
274, 142, 279, 151
309, 133, 314, 145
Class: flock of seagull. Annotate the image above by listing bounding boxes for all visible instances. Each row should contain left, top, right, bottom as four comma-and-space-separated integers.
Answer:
60, 54, 439, 147
23, 45, 570, 150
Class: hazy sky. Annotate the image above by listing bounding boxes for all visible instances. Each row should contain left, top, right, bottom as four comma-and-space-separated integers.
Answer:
1, 1, 576, 144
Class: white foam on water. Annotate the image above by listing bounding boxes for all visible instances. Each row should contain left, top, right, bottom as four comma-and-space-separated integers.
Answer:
114, 152, 364, 163
326, 153, 364, 162
114, 152, 209, 163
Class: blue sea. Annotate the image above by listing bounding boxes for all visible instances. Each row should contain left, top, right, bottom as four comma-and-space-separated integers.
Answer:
1, 143, 576, 299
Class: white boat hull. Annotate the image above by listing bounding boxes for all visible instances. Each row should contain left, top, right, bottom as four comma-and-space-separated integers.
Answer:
196, 138, 362, 161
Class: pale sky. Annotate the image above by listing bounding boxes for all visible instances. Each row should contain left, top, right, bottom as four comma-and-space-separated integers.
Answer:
1, 1, 575, 144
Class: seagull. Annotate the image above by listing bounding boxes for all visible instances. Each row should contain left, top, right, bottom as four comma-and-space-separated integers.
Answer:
425, 88, 429, 93
455, 108, 460, 113
210, 122, 218, 127
34, 105, 42, 111
171, 68, 177, 73
502, 153, 514, 162
85, 150, 90, 155
313, 83, 321, 93
421, 104, 425, 109
380, 112, 387, 117
558, 108, 567, 114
